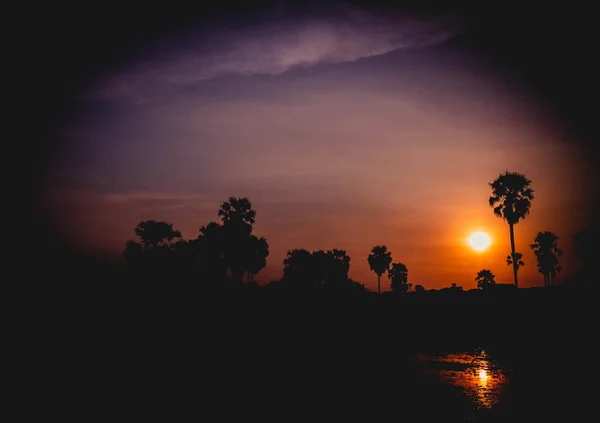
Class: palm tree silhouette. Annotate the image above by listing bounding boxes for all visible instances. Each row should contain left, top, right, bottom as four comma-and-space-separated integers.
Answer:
368, 245, 392, 294
475, 269, 496, 290
489, 171, 534, 288
388, 262, 410, 293
506, 252, 525, 272
530, 231, 562, 286
218, 197, 257, 283
218, 197, 256, 232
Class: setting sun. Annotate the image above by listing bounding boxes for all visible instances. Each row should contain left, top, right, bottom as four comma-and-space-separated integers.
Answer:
468, 232, 490, 251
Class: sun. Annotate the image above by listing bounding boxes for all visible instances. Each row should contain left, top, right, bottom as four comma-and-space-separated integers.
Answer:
468, 231, 490, 251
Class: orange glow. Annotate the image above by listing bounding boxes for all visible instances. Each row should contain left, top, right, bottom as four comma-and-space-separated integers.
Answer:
468, 232, 491, 251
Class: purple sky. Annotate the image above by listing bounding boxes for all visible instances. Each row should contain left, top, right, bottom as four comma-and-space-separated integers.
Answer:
38, 1, 596, 290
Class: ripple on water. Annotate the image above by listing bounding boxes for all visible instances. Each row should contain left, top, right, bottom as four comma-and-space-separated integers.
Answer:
412, 349, 510, 410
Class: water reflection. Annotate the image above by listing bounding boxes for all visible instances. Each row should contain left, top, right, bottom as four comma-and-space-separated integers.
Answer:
412, 349, 508, 409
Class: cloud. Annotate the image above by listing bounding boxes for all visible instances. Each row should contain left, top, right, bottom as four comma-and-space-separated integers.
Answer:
88, 7, 460, 101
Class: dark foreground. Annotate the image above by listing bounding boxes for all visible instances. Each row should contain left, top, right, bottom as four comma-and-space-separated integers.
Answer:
28, 274, 594, 422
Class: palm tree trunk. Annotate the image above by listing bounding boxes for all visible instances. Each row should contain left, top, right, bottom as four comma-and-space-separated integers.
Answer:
378, 274, 381, 294
509, 223, 518, 288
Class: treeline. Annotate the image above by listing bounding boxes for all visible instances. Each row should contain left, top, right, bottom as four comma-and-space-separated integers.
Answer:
120, 193, 594, 297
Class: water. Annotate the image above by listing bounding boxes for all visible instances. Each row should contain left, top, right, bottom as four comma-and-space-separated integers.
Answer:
411, 348, 512, 420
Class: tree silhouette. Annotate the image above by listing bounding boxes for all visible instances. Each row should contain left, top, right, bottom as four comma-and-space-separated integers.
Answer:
196, 221, 226, 282
388, 262, 410, 293
123, 220, 184, 275
489, 171, 534, 288
123, 239, 143, 266
475, 269, 496, 290
530, 231, 562, 287
414, 284, 425, 293
326, 249, 351, 286
218, 197, 256, 233
450, 283, 463, 291
506, 252, 525, 273
283, 248, 351, 289
134, 220, 182, 249
283, 249, 314, 287
368, 245, 392, 294
218, 197, 257, 283
246, 235, 270, 283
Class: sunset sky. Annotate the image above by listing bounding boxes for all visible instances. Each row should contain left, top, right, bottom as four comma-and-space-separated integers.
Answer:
34, 1, 598, 290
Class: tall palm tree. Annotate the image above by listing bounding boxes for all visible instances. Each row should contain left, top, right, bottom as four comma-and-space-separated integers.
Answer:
475, 269, 496, 290
489, 171, 534, 288
506, 252, 525, 272
218, 197, 256, 283
530, 231, 562, 287
368, 245, 392, 294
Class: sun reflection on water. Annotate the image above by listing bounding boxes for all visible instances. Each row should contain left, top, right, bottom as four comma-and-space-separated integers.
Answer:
412, 349, 508, 409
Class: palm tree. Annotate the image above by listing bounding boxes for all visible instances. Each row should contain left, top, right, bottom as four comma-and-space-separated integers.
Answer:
475, 269, 496, 290
388, 262, 409, 293
506, 252, 525, 272
368, 245, 392, 294
218, 197, 256, 283
489, 171, 534, 288
530, 231, 562, 286
218, 197, 256, 233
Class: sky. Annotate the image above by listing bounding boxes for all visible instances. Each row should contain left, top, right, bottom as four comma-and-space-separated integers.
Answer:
31, 1, 599, 290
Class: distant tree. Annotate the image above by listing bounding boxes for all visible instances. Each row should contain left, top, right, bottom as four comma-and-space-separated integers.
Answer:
123, 240, 143, 266
368, 245, 392, 294
506, 252, 525, 273
388, 262, 410, 293
530, 231, 562, 286
124, 220, 182, 270
450, 283, 463, 291
414, 284, 426, 293
324, 249, 351, 286
489, 171, 534, 288
283, 249, 314, 287
171, 239, 196, 269
218, 197, 256, 283
475, 269, 496, 290
196, 221, 226, 282
283, 248, 351, 289
134, 220, 182, 249
218, 197, 256, 233
246, 235, 270, 283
